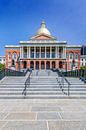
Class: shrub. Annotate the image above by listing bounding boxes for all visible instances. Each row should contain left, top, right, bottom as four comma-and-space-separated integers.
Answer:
80, 66, 86, 70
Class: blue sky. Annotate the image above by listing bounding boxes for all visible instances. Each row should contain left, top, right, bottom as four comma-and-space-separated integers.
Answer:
0, 0, 86, 55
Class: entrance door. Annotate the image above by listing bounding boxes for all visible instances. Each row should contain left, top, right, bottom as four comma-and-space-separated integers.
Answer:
59, 61, 63, 68
46, 61, 50, 69
30, 61, 34, 69
41, 61, 45, 69
52, 61, 56, 69
23, 61, 27, 68
36, 61, 39, 70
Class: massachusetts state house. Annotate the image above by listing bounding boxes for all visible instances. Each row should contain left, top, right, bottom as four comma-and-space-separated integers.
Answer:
5, 21, 81, 71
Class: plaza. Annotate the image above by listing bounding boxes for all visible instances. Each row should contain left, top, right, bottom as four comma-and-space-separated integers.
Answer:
0, 99, 86, 129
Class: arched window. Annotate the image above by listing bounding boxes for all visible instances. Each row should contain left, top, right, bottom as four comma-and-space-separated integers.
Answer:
75, 53, 78, 60
12, 53, 17, 60
69, 53, 73, 60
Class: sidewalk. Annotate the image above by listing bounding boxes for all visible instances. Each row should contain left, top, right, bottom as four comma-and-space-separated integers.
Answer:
0, 99, 86, 129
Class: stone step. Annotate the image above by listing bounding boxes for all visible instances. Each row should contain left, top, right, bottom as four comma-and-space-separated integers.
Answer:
0, 90, 86, 95
0, 95, 86, 99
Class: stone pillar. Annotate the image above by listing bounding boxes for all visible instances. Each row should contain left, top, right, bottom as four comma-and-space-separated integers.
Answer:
15, 62, 19, 71
27, 60, 30, 69
45, 60, 46, 69
50, 61, 52, 69
34, 60, 36, 69
39, 60, 41, 69
56, 60, 57, 69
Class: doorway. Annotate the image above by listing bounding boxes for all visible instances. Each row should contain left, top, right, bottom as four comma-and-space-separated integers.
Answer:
41, 61, 45, 69
36, 61, 39, 70
30, 61, 34, 69
59, 61, 63, 68
46, 61, 50, 69
23, 61, 27, 68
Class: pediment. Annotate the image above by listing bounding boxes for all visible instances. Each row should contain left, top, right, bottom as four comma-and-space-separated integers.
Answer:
31, 34, 56, 40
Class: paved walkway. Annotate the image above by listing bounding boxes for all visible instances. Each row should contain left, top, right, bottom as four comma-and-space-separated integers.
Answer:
0, 99, 86, 129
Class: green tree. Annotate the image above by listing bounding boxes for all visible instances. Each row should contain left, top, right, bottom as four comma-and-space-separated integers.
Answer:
0, 63, 5, 70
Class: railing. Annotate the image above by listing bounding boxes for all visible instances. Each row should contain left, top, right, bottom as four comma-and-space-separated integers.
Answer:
0, 68, 27, 80
63, 69, 86, 78
0, 69, 5, 80
56, 69, 70, 96
22, 70, 32, 96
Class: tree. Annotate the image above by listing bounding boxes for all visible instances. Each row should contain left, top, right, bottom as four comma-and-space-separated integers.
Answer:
0, 63, 5, 70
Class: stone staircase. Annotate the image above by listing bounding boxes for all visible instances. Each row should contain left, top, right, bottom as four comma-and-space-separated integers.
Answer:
0, 70, 86, 99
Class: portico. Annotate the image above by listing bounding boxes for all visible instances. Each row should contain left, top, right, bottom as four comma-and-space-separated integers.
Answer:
20, 46, 66, 59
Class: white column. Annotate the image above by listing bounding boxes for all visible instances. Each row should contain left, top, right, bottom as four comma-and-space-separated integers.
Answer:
20, 47, 22, 58
63, 46, 66, 58
56, 46, 57, 58
65, 47, 66, 58
62, 47, 64, 58
29, 47, 30, 58
39, 47, 41, 58
27, 46, 28, 58
50, 46, 52, 59
57, 47, 59, 58
45, 46, 46, 58
34, 46, 36, 59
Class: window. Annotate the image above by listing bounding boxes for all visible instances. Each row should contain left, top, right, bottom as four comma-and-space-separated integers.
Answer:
69, 53, 73, 60
75, 53, 78, 60
52, 47, 55, 58
13, 53, 17, 60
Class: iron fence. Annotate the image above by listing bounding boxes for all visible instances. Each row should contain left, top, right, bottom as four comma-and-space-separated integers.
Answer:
63, 69, 86, 78
0, 68, 29, 80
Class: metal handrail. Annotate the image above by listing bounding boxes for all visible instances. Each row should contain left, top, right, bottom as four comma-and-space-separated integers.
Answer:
56, 69, 70, 96
22, 70, 32, 96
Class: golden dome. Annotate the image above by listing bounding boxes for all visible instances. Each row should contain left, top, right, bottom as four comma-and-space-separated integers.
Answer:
36, 21, 51, 36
